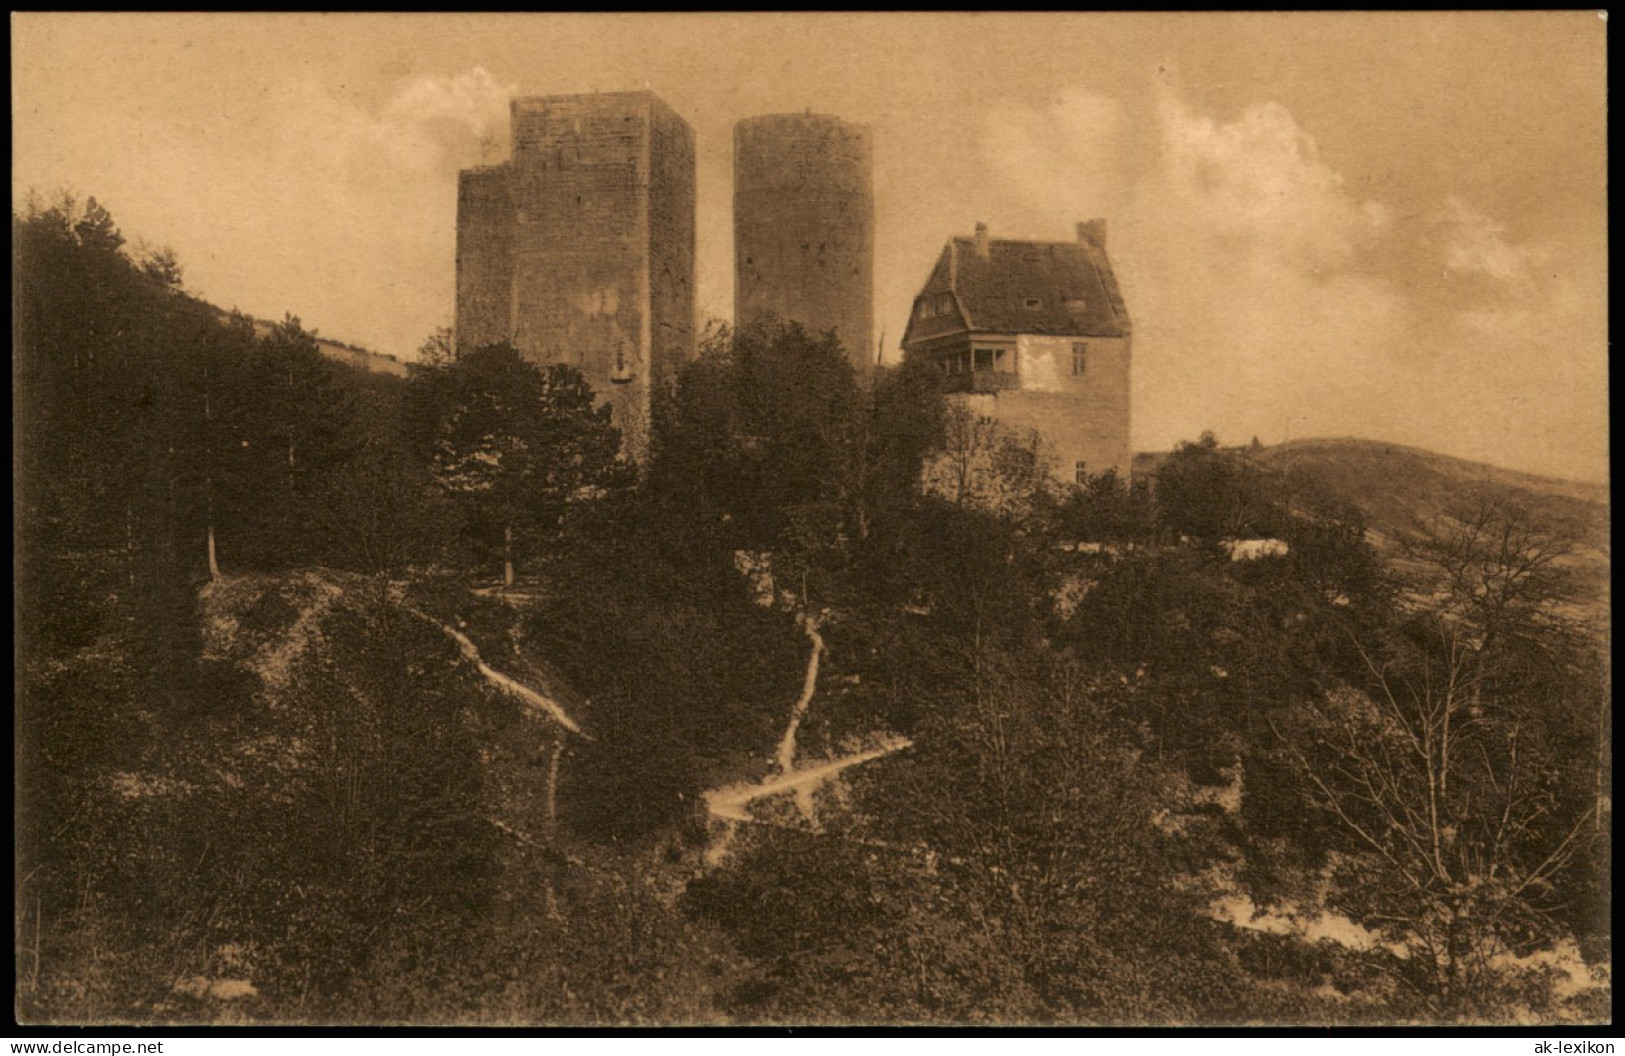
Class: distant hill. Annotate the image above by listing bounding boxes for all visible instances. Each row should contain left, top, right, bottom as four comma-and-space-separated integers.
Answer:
1134, 437, 1609, 616
1257, 438, 1603, 543
1136, 437, 1606, 540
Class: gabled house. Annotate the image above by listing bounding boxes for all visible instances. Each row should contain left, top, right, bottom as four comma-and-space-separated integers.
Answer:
901, 220, 1132, 483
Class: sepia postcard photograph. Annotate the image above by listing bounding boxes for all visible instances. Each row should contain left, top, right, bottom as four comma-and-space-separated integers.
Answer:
12, 12, 1609, 1028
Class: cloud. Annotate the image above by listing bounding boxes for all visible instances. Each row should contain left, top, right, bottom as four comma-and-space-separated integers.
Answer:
1434, 194, 1541, 285
1120, 89, 1406, 449
974, 85, 1407, 453
979, 88, 1130, 213
1153, 92, 1389, 269
268, 67, 515, 187
966, 84, 1607, 479
1411, 198, 1603, 478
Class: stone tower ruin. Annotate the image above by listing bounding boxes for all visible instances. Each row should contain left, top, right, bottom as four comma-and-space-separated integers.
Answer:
455, 91, 697, 463
734, 113, 875, 384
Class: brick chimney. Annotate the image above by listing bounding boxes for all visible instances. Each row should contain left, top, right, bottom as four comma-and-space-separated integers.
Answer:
1077, 218, 1107, 249
974, 221, 990, 258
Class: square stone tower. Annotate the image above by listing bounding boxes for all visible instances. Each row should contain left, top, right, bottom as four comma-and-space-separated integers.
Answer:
455, 91, 697, 463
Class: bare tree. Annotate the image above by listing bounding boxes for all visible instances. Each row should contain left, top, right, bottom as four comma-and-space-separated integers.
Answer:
1282, 489, 1603, 1013
927, 402, 998, 507
926, 406, 1052, 517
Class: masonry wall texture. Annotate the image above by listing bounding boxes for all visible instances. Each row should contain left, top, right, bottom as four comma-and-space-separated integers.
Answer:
1006, 334, 1132, 479
454, 166, 514, 352
735, 113, 875, 384
454, 91, 696, 462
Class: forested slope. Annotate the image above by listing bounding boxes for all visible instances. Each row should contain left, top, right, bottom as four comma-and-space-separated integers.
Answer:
15, 197, 1610, 1025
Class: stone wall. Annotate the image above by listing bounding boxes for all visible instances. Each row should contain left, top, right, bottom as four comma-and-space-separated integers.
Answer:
647, 98, 697, 395
454, 92, 696, 463
734, 113, 875, 382
1006, 333, 1132, 480
454, 166, 514, 351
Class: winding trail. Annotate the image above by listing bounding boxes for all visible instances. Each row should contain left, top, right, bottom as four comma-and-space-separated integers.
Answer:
404, 606, 585, 738
702, 606, 910, 857
700, 736, 912, 867
774, 614, 825, 775
705, 735, 914, 823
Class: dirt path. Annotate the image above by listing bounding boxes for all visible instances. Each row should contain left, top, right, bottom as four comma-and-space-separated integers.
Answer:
773, 614, 824, 776
705, 736, 913, 823
404, 606, 585, 737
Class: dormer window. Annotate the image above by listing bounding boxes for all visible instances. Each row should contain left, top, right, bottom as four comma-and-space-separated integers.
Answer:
916, 294, 955, 321
1023, 297, 1042, 309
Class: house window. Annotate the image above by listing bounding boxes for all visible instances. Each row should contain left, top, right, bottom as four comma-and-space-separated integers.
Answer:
973, 348, 997, 372
1075, 461, 1088, 485
1072, 342, 1088, 375
1023, 297, 1042, 309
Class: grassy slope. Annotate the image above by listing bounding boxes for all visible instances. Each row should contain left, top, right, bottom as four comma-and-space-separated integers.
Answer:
1246, 438, 1606, 543
1136, 437, 1609, 616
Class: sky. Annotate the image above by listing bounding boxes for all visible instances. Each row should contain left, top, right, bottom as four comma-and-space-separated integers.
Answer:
12, 12, 1608, 482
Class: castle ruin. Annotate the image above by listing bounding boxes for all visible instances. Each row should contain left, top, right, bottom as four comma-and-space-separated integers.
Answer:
454, 91, 697, 462
734, 113, 875, 384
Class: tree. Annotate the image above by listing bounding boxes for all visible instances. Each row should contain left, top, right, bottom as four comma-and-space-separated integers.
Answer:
808, 647, 1239, 1021
646, 314, 864, 599
925, 401, 1001, 508
1153, 432, 1285, 542
409, 343, 631, 585
849, 356, 947, 541
921, 402, 1055, 522
1055, 468, 1155, 545
672, 315, 860, 537
73, 195, 124, 254
307, 372, 463, 576
417, 326, 456, 368
985, 427, 1055, 523
1279, 490, 1604, 1015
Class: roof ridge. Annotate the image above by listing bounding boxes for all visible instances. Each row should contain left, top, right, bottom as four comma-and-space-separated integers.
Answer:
1079, 239, 1131, 332
950, 234, 1089, 248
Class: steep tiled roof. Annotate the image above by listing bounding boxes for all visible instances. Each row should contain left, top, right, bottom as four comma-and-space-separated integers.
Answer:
902, 232, 1130, 348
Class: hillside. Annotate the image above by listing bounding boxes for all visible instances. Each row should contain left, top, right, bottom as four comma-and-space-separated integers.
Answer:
1246, 438, 1606, 545
1136, 437, 1609, 614
228, 310, 412, 378
1136, 438, 1606, 540
16, 197, 1609, 1025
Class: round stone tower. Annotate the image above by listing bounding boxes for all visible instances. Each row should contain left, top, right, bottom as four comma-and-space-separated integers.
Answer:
734, 113, 875, 383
